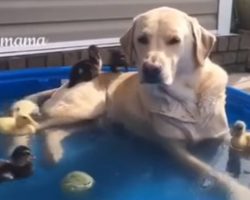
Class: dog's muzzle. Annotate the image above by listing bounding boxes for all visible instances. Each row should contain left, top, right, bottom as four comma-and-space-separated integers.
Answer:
142, 62, 162, 84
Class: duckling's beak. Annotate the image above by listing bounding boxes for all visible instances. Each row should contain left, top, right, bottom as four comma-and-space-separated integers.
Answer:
25, 154, 36, 163
31, 155, 36, 160
22, 115, 39, 128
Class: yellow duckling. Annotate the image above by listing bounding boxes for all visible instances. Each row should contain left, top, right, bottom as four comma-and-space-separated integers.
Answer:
10, 100, 40, 119
0, 114, 38, 136
230, 120, 250, 154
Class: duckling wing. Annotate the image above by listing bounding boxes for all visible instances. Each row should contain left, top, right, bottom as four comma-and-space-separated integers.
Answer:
0, 159, 11, 170
0, 160, 14, 182
0, 173, 14, 182
0, 118, 15, 134
0, 159, 10, 166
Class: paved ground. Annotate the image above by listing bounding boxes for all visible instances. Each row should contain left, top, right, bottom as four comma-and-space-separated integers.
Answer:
229, 73, 250, 92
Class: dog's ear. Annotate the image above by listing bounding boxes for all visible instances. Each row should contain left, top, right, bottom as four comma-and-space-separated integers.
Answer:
120, 23, 136, 66
189, 17, 216, 67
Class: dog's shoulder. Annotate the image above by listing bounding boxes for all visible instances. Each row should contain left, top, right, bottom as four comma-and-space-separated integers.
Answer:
198, 59, 228, 94
104, 72, 138, 92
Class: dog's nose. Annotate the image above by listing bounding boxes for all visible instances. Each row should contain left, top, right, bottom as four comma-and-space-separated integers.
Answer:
142, 62, 162, 83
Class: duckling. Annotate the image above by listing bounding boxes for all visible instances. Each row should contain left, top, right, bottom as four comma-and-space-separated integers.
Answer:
109, 49, 128, 72
0, 114, 38, 136
0, 145, 34, 182
68, 45, 102, 88
230, 120, 250, 152
11, 100, 40, 120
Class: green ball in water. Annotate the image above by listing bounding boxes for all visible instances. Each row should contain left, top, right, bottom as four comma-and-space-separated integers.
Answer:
61, 171, 95, 195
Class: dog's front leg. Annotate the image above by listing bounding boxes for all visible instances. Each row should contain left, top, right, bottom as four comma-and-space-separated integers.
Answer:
37, 116, 96, 131
42, 128, 71, 164
25, 89, 57, 106
164, 140, 250, 200
42, 123, 86, 165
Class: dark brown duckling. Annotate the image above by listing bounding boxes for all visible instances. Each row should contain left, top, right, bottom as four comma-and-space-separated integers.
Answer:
0, 145, 35, 183
109, 49, 128, 72
68, 45, 102, 88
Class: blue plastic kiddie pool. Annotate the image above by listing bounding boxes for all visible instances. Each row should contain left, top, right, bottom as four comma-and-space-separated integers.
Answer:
0, 66, 249, 200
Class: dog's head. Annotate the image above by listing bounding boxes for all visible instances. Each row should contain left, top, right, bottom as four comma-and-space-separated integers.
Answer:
120, 7, 216, 85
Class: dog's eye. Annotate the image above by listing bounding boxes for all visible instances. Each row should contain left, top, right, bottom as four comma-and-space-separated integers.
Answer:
137, 35, 149, 45
167, 37, 180, 45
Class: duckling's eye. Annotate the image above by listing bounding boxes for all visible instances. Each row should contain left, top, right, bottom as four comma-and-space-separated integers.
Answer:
21, 116, 28, 120
167, 37, 181, 45
137, 35, 149, 45
78, 68, 83, 74
235, 125, 244, 131
15, 107, 20, 112
237, 127, 243, 131
22, 152, 31, 156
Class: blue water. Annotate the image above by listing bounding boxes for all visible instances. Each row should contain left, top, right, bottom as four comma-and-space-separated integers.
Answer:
0, 120, 227, 200
0, 67, 249, 200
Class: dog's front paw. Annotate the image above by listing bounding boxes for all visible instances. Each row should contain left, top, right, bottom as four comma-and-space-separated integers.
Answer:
42, 129, 70, 165
43, 135, 64, 165
43, 143, 64, 165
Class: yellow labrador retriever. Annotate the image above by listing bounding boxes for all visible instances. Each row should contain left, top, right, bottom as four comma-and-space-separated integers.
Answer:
9, 7, 250, 198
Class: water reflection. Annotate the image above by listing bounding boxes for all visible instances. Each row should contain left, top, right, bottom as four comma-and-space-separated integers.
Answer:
226, 148, 241, 178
